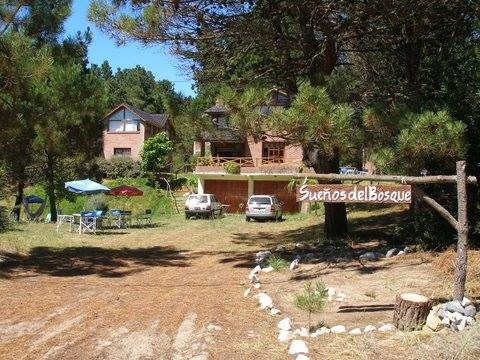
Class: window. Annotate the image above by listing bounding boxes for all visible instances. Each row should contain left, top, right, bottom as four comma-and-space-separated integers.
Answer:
125, 119, 139, 132
216, 149, 237, 157
109, 119, 139, 132
213, 116, 229, 128
113, 148, 131, 157
107, 108, 140, 132
108, 120, 124, 132
248, 196, 272, 205
262, 142, 285, 163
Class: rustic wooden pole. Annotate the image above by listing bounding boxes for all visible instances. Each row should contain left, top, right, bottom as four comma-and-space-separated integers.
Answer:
413, 188, 458, 230
453, 161, 468, 301
289, 173, 477, 185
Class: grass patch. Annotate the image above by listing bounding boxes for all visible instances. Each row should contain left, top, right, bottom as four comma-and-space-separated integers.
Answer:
267, 254, 289, 271
3, 177, 175, 221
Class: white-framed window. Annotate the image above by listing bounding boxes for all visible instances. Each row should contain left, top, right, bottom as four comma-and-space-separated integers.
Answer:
108, 120, 124, 132
108, 108, 140, 132
113, 148, 131, 157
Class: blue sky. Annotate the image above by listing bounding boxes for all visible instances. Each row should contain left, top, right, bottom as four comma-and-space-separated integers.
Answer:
63, 0, 195, 96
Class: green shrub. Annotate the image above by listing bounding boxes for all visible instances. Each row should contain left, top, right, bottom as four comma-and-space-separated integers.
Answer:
309, 202, 324, 215
190, 155, 200, 166
294, 281, 326, 329
169, 177, 188, 190
223, 161, 241, 174
185, 174, 198, 191
394, 209, 455, 250
84, 194, 109, 212
140, 132, 173, 173
267, 255, 289, 271
196, 157, 211, 166
97, 157, 141, 179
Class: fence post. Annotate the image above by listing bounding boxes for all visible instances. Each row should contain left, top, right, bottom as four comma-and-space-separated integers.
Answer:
453, 161, 468, 301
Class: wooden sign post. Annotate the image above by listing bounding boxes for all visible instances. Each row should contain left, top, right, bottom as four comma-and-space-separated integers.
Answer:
297, 184, 412, 204
454, 161, 468, 301
292, 161, 475, 301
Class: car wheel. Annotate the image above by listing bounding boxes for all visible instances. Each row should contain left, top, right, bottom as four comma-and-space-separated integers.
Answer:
245, 216, 250, 222
185, 213, 189, 220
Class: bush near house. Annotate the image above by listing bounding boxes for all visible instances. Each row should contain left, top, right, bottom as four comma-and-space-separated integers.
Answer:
223, 161, 241, 174
97, 157, 141, 179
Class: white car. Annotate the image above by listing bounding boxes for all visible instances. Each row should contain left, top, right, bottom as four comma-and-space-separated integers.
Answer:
245, 195, 283, 222
185, 194, 223, 219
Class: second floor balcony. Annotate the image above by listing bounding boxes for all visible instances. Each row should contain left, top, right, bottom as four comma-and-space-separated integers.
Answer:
194, 156, 310, 175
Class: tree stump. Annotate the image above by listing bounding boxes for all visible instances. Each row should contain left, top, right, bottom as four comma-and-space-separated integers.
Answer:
393, 293, 432, 331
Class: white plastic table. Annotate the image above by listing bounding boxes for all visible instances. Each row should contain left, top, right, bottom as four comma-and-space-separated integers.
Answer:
56, 215, 74, 232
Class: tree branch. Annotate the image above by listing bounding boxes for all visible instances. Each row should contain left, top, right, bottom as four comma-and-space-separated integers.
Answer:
413, 187, 458, 230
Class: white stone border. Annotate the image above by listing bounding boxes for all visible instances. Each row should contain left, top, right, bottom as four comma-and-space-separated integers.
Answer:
244, 251, 397, 359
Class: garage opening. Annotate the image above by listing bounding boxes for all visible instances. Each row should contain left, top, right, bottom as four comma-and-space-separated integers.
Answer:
253, 180, 299, 213
204, 180, 248, 213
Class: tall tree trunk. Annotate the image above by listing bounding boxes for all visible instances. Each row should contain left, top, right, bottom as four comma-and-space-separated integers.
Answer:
11, 180, 24, 222
304, 145, 348, 239
46, 153, 57, 222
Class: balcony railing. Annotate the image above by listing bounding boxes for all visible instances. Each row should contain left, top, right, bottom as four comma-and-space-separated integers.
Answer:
196, 156, 303, 167
197, 156, 255, 167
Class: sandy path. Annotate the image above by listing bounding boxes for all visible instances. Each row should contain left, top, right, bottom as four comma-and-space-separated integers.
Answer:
0, 250, 286, 360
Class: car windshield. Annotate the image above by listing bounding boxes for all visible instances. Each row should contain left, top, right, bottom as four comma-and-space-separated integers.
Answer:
188, 195, 208, 203
249, 196, 272, 205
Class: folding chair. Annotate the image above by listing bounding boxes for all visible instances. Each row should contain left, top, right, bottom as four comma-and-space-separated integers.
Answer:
80, 211, 98, 234
81, 216, 97, 234
137, 209, 152, 227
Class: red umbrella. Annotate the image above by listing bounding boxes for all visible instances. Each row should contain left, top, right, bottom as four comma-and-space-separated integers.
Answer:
108, 185, 143, 196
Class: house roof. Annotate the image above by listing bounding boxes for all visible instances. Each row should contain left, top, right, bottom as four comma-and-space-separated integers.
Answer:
205, 99, 228, 115
204, 89, 289, 116
200, 128, 246, 142
104, 103, 168, 128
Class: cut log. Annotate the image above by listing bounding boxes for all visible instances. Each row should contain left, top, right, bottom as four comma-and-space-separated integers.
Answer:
393, 293, 432, 331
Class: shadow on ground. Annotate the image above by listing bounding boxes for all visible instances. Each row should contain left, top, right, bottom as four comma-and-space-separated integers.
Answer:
347, 208, 409, 245
0, 245, 192, 279
226, 208, 410, 269
232, 209, 408, 248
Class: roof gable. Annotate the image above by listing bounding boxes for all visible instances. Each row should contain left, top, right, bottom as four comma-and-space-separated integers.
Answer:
104, 103, 168, 128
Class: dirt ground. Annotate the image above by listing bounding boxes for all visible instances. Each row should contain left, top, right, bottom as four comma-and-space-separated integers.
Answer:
1, 210, 479, 360
0, 214, 316, 360
262, 253, 442, 331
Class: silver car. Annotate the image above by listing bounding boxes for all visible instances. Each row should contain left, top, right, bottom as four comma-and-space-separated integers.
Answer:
245, 195, 283, 222
185, 194, 223, 219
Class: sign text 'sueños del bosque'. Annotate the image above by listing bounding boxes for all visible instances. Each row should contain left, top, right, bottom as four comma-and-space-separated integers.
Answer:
296, 184, 412, 204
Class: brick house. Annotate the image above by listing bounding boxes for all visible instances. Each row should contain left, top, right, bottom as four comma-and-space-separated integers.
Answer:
102, 103, 170, 160
193, 91, 313, 213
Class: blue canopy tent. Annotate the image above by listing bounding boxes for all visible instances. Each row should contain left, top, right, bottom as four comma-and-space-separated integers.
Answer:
65, 179, 110, 195
62, 179, 110, 233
